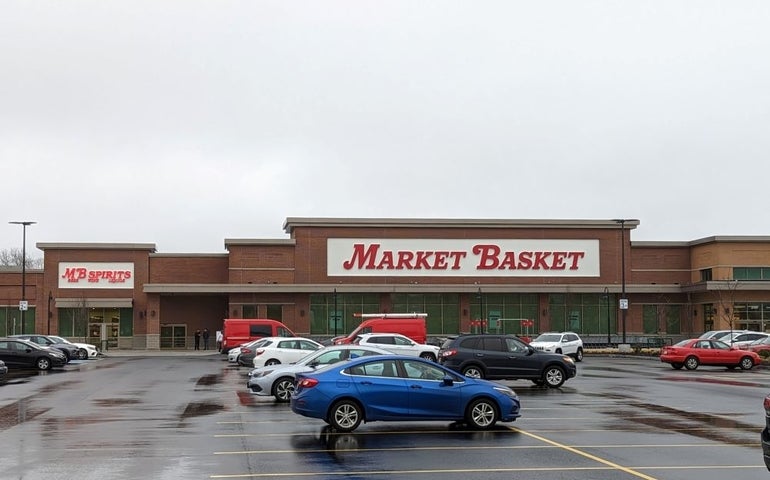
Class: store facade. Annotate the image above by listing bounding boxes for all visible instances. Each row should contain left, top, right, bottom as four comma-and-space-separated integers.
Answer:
2, 218, 770, 350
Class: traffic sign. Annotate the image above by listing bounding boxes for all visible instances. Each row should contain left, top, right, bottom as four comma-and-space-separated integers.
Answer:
19, 300, 28, 311
619, 298, 629, 310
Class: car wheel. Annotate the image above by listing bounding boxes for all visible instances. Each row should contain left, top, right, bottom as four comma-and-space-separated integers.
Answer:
462, 365, 484, 379
36, 357, 52, 371
265, 359, 281, 366
543, 366, 565, 388
740, 356, 755, 370
77, 349, 88, 360
272, 377, 294, 402
684, 356, 699, 370
671, 362, 683, 370
465, 398, 498, 429
419, 352, 436, 362
329, 400, 363, 432
574, 348, 584, 362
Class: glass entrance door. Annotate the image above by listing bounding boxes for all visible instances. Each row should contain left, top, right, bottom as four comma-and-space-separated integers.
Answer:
160, 324, 187, 349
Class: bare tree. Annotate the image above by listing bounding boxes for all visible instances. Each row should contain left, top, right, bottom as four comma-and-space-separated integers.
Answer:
714, 278, 740, 340
0, 248, 43, 269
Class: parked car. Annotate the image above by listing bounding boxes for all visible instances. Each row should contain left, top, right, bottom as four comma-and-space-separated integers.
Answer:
290, 354, 521, 432
762, 393, 770, 471
352, 333, 440, 361
698, 329, 748, 341
730, 331, 770, 348
252, 337, 324, 368
11, 334, 79, 362
748, 337, 770, 355
228, 339, 268, 364
0, 337, 68, 370
438, 334, 577, 388
659, 338, 760, 370
528, 332, 584, 362
247, 344, 391, 401
47, 335, 99, 360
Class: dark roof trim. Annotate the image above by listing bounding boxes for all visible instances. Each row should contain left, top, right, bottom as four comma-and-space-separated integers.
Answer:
283, 217, 640, 234
37, 242, 157, 252
224, 239, 296, 248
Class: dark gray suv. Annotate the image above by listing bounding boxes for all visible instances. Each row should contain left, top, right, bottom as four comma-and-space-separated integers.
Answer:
438, 334, 577, 388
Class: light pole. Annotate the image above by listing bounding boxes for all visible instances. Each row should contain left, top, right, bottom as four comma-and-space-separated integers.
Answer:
612, 219, 631, 344
333, 288, 338, 337
9, 221, 36, 335
603, 287, 611, 346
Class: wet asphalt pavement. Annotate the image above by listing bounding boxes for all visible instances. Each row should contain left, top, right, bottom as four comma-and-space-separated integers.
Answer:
0, 353, 769, 479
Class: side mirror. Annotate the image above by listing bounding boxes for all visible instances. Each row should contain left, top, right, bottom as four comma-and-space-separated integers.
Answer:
442, 375, 454, 386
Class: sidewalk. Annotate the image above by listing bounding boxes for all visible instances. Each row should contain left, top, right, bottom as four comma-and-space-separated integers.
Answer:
101, 349, 223, 357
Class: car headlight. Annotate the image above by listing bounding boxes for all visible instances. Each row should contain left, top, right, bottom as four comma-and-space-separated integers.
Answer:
562, 356, 575, 364
493, 386, 518, 399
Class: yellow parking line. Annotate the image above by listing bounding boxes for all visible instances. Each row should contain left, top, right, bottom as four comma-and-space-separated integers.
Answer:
509, 426, 658, 480
209, 466, 623, 478
213, 442, 748, 456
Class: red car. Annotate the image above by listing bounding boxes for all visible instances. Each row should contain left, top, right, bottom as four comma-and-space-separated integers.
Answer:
659, 338, 760, 370
748, 336, 770, 355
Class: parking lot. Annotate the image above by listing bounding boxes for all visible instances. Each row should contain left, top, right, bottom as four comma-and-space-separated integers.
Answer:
0, 353, 769, 479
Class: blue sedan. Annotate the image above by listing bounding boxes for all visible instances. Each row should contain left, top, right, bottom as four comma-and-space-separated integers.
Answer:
290, 354, 521, 432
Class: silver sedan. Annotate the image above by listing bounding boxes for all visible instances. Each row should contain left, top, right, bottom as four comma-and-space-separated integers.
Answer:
246, 344, 390, 402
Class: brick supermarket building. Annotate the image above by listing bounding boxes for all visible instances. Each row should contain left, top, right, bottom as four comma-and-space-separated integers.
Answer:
2, 217, 770, 350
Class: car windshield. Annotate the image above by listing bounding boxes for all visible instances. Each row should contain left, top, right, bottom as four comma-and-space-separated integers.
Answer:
533, 334, 562, 342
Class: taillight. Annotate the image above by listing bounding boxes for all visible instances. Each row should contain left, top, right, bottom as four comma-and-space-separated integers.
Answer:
763, 395, 770, 414
298, 378, 319, 389
255, 349, 265, 356
440, 349, 457, 358
241, 348, 251, 354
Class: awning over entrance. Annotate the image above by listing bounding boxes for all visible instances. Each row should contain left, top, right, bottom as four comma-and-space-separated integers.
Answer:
54, 298, 134, 308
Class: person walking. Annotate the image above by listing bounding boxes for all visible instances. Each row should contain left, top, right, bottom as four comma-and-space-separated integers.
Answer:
194, 329, 201, 350
202, 328, 210, 350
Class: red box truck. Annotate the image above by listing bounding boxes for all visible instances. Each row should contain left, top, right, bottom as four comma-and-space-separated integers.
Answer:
334, 313, 427, 345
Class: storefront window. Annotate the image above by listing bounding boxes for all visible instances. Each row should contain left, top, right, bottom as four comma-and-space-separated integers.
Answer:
470, 293, 538, 335
549, 293, 617, 335
308, 293, 380, 335
0, 307, 36, 336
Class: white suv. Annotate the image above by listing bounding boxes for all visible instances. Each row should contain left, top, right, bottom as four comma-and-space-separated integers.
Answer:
353, 333, 440, 361
529, 332, 584, 362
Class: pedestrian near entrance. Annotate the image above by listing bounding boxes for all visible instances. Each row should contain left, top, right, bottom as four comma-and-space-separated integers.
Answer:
216, 330, 223, 352
202, 328, 210, 350
194, 329, 201, 350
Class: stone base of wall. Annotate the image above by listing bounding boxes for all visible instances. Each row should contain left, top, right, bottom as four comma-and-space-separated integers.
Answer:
127, 334, 160, 350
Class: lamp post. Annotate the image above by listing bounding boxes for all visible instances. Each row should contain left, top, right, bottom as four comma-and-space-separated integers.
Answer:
603, 287, 611, 346
612, 219, 631, 344
476, 285, 484, 334
9, 221, 36, 335
333, 288, 338, 337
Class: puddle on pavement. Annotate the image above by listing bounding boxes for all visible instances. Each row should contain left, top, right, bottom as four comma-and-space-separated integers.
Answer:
196, 373, 224, 387
0, 398, 50, 431
92, 398, 142, 407
593, 392, 761, 447
180, 401, 224, 419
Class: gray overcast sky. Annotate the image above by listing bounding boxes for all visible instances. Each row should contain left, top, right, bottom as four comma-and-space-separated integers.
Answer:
2, 1, 769, 256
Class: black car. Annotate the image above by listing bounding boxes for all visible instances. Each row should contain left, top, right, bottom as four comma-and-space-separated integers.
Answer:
0, 337, 68, 370
438, 334, 577, 388
11, 334, 79, 362
762, 393, 770, 470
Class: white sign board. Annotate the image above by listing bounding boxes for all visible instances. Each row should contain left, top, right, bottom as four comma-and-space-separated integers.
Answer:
19, 300, 28, 311
619, 298, 629, 310
58, 262, 135, 289
327, 239, 600, 277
